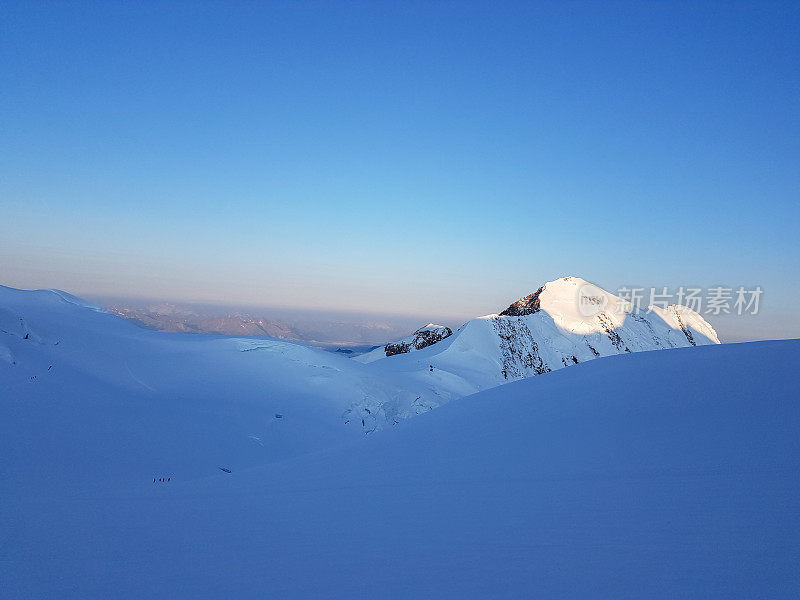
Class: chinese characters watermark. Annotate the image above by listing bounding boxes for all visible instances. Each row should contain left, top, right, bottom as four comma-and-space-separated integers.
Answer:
613, 286, 763, 315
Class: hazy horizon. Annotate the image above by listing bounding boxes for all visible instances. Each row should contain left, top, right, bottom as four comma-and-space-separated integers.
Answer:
0, 280, 780, 345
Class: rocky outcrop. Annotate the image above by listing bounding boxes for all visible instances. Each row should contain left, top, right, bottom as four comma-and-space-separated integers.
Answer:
500, 287, 544, 316
385, 325, 453, 357
492, 316, 549, 379
673, 311, 696, 346
597, 312, 631, 353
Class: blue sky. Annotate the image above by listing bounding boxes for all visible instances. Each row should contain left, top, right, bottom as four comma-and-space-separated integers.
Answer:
2, 1, 798, 340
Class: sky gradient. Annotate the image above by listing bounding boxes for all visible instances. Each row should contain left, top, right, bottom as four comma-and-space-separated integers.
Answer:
2, 1, 799, 341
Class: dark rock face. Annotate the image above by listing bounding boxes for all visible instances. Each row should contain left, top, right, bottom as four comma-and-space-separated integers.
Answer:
385, 341, 411, 357
674, 313, 696, 346
500, 287, 544, 317
492, 317, 550, 380
412, 328, 452, 349
597, 312, 631, 353
384, 326, 453, 357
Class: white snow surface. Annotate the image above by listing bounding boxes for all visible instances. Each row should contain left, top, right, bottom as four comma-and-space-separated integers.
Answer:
1, 281, 797, 597
0, 284, 445, 482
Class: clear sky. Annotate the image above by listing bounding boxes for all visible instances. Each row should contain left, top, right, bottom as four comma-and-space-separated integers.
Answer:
2, 1, 799, 340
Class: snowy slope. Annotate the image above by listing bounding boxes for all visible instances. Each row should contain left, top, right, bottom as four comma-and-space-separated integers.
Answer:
359, 277, 720, 399
2, 333, 798, 597
0, 285, 450, 490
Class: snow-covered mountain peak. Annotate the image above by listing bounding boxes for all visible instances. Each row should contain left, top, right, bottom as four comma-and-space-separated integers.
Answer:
495, 276, 623, 337
355, 276, 720, 396
495, 276, 718, 342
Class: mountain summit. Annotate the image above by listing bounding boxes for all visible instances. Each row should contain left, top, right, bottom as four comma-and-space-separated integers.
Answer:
356, 276, 719, 396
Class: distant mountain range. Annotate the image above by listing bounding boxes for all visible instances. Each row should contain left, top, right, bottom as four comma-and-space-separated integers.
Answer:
104, 302, 426, 349
107, 303, 298, 338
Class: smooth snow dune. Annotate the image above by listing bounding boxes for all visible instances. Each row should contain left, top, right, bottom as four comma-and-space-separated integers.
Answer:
2, 338, 799, 598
